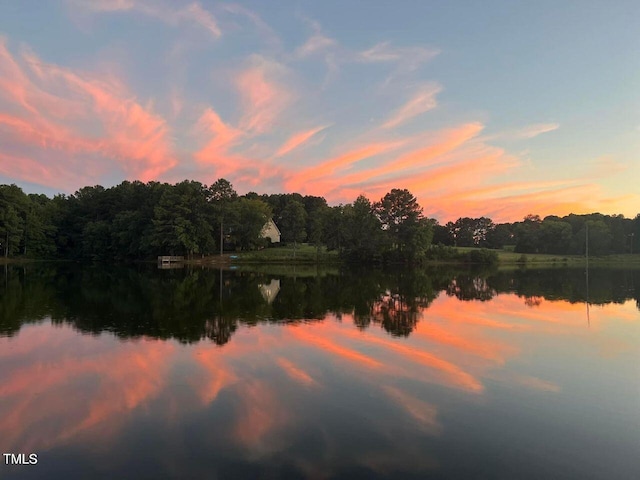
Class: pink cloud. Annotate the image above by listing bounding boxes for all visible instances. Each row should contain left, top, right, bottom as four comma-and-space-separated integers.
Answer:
284, 126, 505, 205
195, 107, 245, 160
285, 140, 405, 193
381, 83, 442, 129
0, 38, 177, 188
0, 152, 88, 191
333, 123, 484, 188
192, 106, 280, 184
275, 124, 328, 157
236, 56, 294, 134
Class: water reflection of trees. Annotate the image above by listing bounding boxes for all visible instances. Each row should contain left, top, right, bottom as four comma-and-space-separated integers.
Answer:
487, 268, 640, 306
446, 275, 497, 302
1, 264, 638, 343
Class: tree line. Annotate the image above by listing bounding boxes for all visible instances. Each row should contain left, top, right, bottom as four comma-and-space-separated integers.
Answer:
1, 180, 639, 262
433, 213, 640, 255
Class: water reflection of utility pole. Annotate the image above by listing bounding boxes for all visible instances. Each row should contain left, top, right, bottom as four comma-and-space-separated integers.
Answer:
586, 222, 590, 327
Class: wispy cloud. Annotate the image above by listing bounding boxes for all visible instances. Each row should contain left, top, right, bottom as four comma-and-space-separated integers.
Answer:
71, 0, 222, 39
192, 105, 287, 188
275, 125, 329, 157
381, 83, 442, 129
486, 122, 560, 141
359, 42, 439, 68
194, 107, 244, 160
0, 38, 177, 187
237, 56, 294, 134
73, 0, 134, 12
221, 3, 281, 49
294, 34, 337, 59
333, 123, 484, 187
285, 141, 405, 192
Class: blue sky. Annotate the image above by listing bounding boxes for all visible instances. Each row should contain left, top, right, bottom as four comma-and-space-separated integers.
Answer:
0, 0, 638, 221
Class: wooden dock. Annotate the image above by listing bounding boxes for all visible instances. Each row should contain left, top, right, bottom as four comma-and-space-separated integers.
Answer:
157, 255, 184, 268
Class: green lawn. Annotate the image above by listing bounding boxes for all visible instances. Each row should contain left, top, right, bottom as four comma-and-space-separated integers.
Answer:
191, 245, 640, 267
455, 247, 640, 266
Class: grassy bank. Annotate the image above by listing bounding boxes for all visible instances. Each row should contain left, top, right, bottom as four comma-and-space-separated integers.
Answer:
187, 244, 340, 265
187, 244, 640, 268
0, 257, 40, 265
455, 247, 640, 266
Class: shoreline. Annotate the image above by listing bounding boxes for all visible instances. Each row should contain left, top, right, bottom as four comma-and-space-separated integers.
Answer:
3, 249, 640, 268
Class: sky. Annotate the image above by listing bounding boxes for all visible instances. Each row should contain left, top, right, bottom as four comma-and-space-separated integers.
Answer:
0, 0, 638, 222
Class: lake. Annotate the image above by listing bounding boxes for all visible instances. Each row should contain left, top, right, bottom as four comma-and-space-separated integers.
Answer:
1, 264, 638, 479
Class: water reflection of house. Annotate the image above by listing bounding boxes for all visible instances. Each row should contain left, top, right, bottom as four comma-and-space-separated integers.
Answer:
259, 279, 280, 304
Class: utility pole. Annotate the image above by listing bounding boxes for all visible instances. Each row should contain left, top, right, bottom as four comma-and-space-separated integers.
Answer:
220, 220, 223, 257
585, 222, 589, 269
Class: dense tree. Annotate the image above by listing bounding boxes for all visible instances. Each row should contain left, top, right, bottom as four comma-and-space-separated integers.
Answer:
151, 181, 213, 258
279, 200, 307, 257
0, 185, 28, 257
342, 195, 384, 262
537, 220, 572, 254
230, 198, 272, 250
374, 189, 432, 262
514, 214, 542, 253
0, 185, 59, 258
431, 222, 452, 246
302, 195, 329, 249
207, 179, 238, 203
23, 194, 56, 257
485, 223, 513, 249
321, 205, 347, 253
633, 215, 640, 254
208, 179, 238, 254
449, 217, 494, 247
582, 220, 613, 255
0, 204, 22, 258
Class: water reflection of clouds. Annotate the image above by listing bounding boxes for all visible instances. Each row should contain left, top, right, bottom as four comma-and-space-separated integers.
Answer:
0, 325, 176, 453
0, 295, 637, 477
276, 357, 319, 388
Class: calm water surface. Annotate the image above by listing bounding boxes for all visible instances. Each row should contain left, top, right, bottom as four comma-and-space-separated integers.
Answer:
1, 265, 639, 479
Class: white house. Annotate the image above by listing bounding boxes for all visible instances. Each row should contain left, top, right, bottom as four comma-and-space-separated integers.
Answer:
261, 218, 281, 243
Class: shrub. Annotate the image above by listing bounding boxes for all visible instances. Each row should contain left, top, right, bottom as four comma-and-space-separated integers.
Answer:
464, 248, 499, 265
